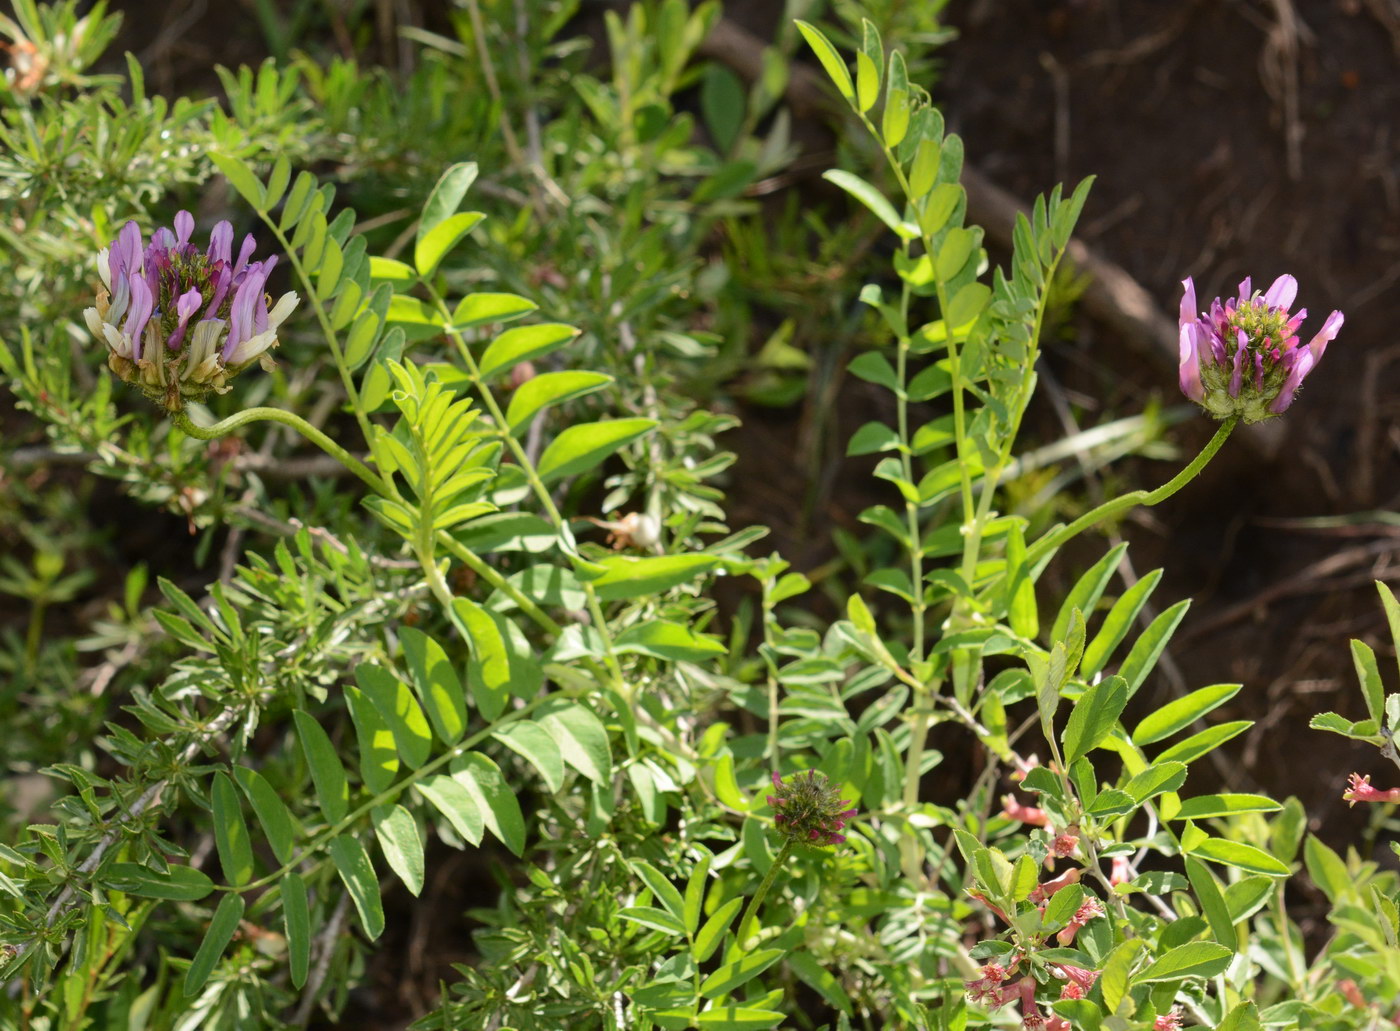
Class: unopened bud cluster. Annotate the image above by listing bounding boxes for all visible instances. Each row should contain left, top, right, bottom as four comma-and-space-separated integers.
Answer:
766, 769, 857, 847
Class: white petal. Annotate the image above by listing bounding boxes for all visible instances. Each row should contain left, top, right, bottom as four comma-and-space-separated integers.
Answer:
225, 330, 276, 367
96, 248, 111, 290
266, 291, 298, 332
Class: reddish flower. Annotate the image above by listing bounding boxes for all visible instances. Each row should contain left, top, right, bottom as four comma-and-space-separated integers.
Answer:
1029, 867, 1081, 906
1049, 830, 1079, 860
1338, 979, 1366, 1008
1343, 772, 1400, 807
964, 963, 1011, 1006
1154, 1007, 1183, 1030
1002, 795, 1050, 826
1109, 854, 1133, 885
766, 769, 858, 846
1053, 963, 1099, 998
1057, 897, 1106, 946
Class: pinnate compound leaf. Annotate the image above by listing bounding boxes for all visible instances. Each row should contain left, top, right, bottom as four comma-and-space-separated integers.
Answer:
329, 835, 385, 940
184, 893, 244, 996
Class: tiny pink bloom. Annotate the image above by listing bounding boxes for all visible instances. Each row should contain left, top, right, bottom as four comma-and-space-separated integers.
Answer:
1056, 897, 1105, 945
1154, 1007, 1184, 1030
1029, 867, 1081, 906
1002, 795, 1050, 827
1110, 854, 1133, 885
1050, 831, 1079, 859
1344, 772, 1400, 807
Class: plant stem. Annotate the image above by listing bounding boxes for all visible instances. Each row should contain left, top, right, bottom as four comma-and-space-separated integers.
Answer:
1025, 416, 1237, 568
735, 838, 795, 948
173, 408, 386, 494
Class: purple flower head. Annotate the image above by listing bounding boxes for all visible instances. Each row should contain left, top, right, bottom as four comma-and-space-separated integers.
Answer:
83, 210, 298, 412
766, 768, 859, 848
1178, 273, 1343, 423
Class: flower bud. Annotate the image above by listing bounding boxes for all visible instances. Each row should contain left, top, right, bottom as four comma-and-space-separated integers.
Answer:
84, 212, 298, 413
765, 769, 857, 847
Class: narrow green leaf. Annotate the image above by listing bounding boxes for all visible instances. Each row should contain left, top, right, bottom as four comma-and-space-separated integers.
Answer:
1122, 761, 1187, 804
1053, 542, 1127, 645
401, 627, 467, 745
632, 860, 686, 924
694, 896, 742, 962
417, 773, 483, 844
210, 152, 265, 209
505, 370, 612, 433
823, 169, 915, 240
211, 772, 255, 887
1132, 683, 1241, 745
451, 291, 537, 329
279, 170, 317, 230
1175, 794, 1281, 820
293, 709, 349, 824
1190, 837, 1290, 876
694, 1007, 784, 1030
232, 766, 296, 865
415, 211, 485, 278
105, 863, 213, 901
343, 684, 401, 792
1120, 600, 1190, 696
451, 598, 510, 721
591, 554, 717, 601
794, 20, 854, 101
283, 872, 310, 988
354, 663, 432, 769
493, 721, 565, 792
700, 948, 785, 999
451, 753, 526, 856
479, 323, 580, 381
329, 835, 385, 940
1184, 856, 1236, 949
264, 155, 291, 209
1134, 942, 1231, 983
615, 620, 727, 662
1062, 675, 1127, 765
684, 847, 713, 937
539, 703, 612, 785
1351, 637, 1386, 726
619, 906, 685, 935
537, 418, 657, 484
372, 804, 425, 897
417, 162, 478, 243
184, 892, 244, 995
1081, 568, 1162, 677
1154, 720, 1251, 765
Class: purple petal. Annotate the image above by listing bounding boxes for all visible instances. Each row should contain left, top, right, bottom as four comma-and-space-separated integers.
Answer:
1306, 310, 1344, 359
173, 210, 194, 249
1271, 348, 1317, 413
1236, 276, 1252, 302
1178, 277, 1198, 328
1208, 328, 1227, 365
771, 772, 783, 790
1263, 274, 1297, 311
111, 221, 143, 282
123, 276, 154, 349
207, 264, 232, 315
224, 267, 268, 359
167, 287, 204, 349
232, 234, 257, 278
1178, 322, 1204, 402
1229, 330, 1246, 397
207, 220, 233, 264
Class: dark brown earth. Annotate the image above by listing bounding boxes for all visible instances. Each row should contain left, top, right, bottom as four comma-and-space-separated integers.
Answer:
42, 0, 1400, 1023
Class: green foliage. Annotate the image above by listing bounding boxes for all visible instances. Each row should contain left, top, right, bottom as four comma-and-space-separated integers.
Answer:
0, 3, 1392, 1030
